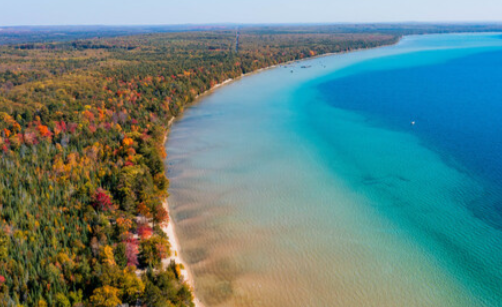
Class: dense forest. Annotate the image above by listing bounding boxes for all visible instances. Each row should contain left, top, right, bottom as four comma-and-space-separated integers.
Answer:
0, 24, 500, 306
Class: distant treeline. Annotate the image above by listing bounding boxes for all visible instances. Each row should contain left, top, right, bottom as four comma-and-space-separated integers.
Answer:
14, 42, 138, 51
1, 23, 502, 45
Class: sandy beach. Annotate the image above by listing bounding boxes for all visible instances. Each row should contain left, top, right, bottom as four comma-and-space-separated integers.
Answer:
161, 76, 247, 307
162, 200, 205, 307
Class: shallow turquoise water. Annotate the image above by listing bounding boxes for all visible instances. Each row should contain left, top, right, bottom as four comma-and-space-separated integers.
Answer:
166, 33, 502, 306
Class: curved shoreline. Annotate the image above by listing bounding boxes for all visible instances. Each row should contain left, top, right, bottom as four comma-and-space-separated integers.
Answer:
160, 38, 403, 307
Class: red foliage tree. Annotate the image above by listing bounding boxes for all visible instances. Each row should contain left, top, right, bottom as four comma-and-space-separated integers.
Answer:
124, 236, 139, 267
56, 121, 67, 132
92, 188, 115, 211
153, 205, 169, 227
137, 225, 153, 239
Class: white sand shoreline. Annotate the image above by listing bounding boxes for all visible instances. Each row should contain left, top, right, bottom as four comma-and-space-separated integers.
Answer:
160, 69, 273, 307
161, 200, 205, 307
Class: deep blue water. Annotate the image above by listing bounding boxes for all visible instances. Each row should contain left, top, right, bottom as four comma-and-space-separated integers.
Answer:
318, 49, 502, 228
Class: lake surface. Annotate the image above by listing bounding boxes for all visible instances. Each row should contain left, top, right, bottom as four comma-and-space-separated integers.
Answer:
166, 33, 502, 306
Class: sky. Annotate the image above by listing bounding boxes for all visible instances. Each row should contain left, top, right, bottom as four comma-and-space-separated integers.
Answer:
1, 0, 502, 26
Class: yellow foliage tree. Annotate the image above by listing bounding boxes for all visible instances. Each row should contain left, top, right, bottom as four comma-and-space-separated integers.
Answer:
122, 137, 134, 147
118, 267, 145, 302
89, 286, 122, 307
100, 245, 116, 266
